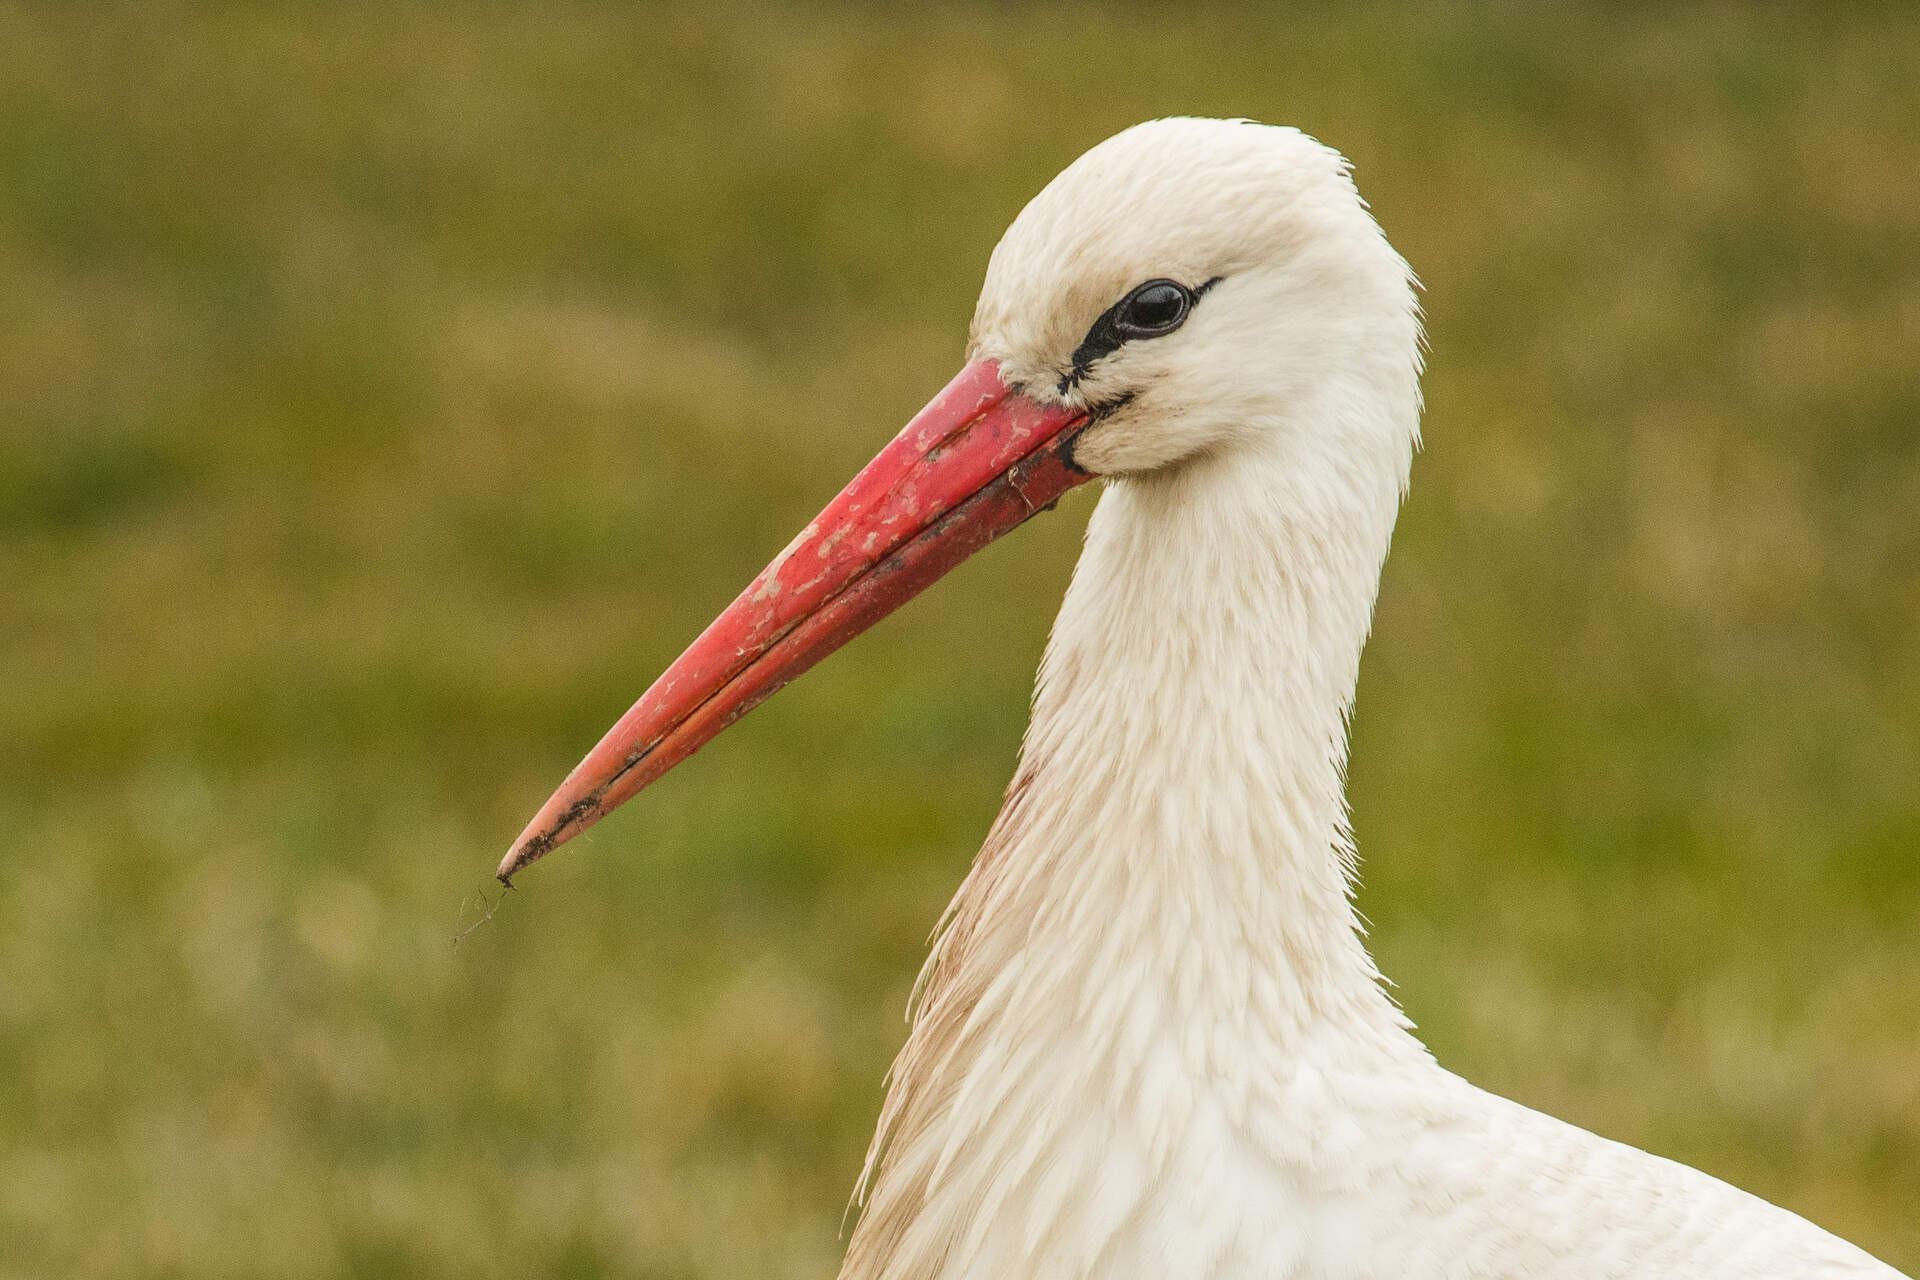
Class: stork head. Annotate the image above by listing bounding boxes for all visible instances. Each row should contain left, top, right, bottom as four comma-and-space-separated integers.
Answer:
973, 117, 1421, 478
498, 118, 1421, 881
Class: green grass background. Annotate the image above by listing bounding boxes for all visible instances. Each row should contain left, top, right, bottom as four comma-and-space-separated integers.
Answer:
3, 2, 1917, 1275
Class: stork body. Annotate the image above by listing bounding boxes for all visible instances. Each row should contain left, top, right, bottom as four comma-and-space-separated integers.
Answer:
503, 119, 1908, 1279
841, 400, 1894, 1280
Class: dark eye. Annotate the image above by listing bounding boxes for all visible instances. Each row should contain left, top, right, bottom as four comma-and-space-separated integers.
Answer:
1114, 279, 1193, 338
1060, 276, 1219, 394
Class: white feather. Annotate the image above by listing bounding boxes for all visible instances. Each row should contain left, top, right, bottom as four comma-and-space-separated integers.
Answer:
838, 118, 1906, 1280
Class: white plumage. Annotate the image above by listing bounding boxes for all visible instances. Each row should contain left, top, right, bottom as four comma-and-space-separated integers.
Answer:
501, 116, 1909, 1279
829, 119, 1907, 1279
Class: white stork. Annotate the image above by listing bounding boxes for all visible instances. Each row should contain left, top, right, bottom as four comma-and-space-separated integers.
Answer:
500, 118, 1908, 1279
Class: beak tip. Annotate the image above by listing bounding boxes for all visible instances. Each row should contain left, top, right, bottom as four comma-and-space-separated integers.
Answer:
494, 850, 527, 885
497, 822, 559, 884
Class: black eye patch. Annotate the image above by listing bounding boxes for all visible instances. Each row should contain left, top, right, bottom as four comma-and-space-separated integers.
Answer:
1059, 276, 1221, 395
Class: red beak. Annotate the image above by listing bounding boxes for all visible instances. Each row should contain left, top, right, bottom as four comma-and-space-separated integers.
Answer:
498, 359, 1090, 882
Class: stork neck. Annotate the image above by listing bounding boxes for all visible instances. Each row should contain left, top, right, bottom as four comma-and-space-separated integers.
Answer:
842, 386, 1425, 1278
998, 422, 1416, 1058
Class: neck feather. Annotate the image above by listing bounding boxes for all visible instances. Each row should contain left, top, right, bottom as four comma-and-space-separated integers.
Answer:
843, 379, 1424, 1278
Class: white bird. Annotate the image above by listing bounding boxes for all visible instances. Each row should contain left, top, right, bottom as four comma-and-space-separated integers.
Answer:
500, 118, 1909, 1280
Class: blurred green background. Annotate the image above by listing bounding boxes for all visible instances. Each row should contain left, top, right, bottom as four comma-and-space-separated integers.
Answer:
3, 2, 1917, 1275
